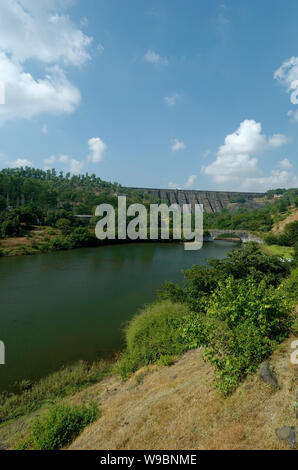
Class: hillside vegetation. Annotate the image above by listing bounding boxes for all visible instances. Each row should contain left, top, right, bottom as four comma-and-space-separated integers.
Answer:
0, 167, 297, 257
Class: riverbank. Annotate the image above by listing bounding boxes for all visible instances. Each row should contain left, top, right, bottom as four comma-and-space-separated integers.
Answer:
0, 244, 296, 449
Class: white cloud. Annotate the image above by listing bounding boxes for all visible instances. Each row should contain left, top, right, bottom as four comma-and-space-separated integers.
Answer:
0, 1, 92, 66
144, 50, 168, 66
168, 181, 181, 189
241, 170, 298, 192
164, 92, 181, 107
278, 158, 293, 170
58, 154, 69, 163
58, 154, 84, 174
0, 54, 81, 125
42, 124, 48, 134
268, 133, 289, 147
274, 57, 298, 118
9, 158, 33, 168
87, 137, 107, 163
171, 139, 186, 152
41, 136, 106, 175
184, 175, 197, 189
0, 1, 92, 125
202, 119, 292, 190
168, 175, 197, 190
287, 109, 298, 122
43, 155, 55, 170
97, 43, 104, 55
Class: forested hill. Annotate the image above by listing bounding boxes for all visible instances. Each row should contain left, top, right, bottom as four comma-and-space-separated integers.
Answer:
0, 167, 158, 214
0, 167, 297, 242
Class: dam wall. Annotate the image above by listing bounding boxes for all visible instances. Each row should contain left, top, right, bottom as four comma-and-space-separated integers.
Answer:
130, 188, 266, 214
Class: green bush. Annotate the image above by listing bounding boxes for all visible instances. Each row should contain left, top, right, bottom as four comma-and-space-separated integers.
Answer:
18, 403, 98, 450
181, 277, 294, 394
115, 301, 191, 378
159, 244, 291, 311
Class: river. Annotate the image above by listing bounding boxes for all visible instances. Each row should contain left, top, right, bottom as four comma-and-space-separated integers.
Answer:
0, 241, 239, 392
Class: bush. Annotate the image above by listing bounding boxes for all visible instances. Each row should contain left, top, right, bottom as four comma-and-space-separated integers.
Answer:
115, 301, 191, 378
18, 403, 98, 450
159, 244, 291, 311
181, 277, 294, 394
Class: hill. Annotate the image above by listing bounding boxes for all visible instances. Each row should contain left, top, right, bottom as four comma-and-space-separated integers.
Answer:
68, 337, 297, 450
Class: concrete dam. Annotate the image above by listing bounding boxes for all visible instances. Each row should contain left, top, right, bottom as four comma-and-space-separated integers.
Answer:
131, 188, 267, 213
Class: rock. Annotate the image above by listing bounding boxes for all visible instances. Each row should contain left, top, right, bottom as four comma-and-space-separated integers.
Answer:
259, 362, 278, 387
275, 426, 296, 449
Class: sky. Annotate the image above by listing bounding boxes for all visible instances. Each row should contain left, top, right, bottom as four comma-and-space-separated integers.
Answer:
0, 0, 297, 192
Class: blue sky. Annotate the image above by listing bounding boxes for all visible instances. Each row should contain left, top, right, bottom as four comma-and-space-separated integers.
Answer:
0, 0, 297, 191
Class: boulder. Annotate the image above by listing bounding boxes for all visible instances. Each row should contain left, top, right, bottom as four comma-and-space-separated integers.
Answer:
275, 426, 296, 449
259, 362, 278, 387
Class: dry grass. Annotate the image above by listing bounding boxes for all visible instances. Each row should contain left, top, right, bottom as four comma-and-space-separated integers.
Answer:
272, 208, 298, 234
68, 337, 297, 451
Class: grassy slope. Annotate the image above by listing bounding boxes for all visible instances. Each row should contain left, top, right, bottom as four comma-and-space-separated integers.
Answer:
67, 336, 297, 450
263, 245, 294, 259
2, 335, 296, 450
272, 208, 298, 234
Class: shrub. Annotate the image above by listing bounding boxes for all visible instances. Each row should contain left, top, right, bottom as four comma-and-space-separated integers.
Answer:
159, 244, 291, 311
18, 403, 98, 450
115, 301, 191, 378
181, 277, 294, 395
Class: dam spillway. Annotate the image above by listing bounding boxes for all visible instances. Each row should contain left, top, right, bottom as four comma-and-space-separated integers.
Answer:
130, 188, 267, 213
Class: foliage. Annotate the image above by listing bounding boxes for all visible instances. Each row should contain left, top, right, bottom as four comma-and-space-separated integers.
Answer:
159, 244, 291, 311
17, 403, 98, 450
180, 277, 293, 394
0, 360, 110, 424
115, 301, 191, 379
265, 221, 298, 247
203, 188, 298, 233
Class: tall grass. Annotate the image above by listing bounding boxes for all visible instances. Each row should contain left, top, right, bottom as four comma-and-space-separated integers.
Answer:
0, 360, 110, 424
17, 402, 99, 450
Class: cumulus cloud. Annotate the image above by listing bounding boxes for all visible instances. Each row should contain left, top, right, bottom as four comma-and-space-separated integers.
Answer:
43, 155, 56, 168
274, 57, 298, 118
278, 158, 293, 170
202, 119, 293, 191
144, 50, 168, 66
87, 137, 107, 163
0, 55, 81, 125
168, 181, 180, 189
41, 136, 106, 174
0, 0, 92, 125
171, 139, 186, 152
8, 158, 33, 168
184, 175, 197, 189
164, 92, 181, 107
58, 154, 84, 174
241, 170, 298, 192
168, 175, 197, 190
0, 1, 92, 66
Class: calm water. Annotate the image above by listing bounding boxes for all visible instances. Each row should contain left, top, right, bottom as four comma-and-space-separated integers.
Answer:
0, 241, 239, 391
